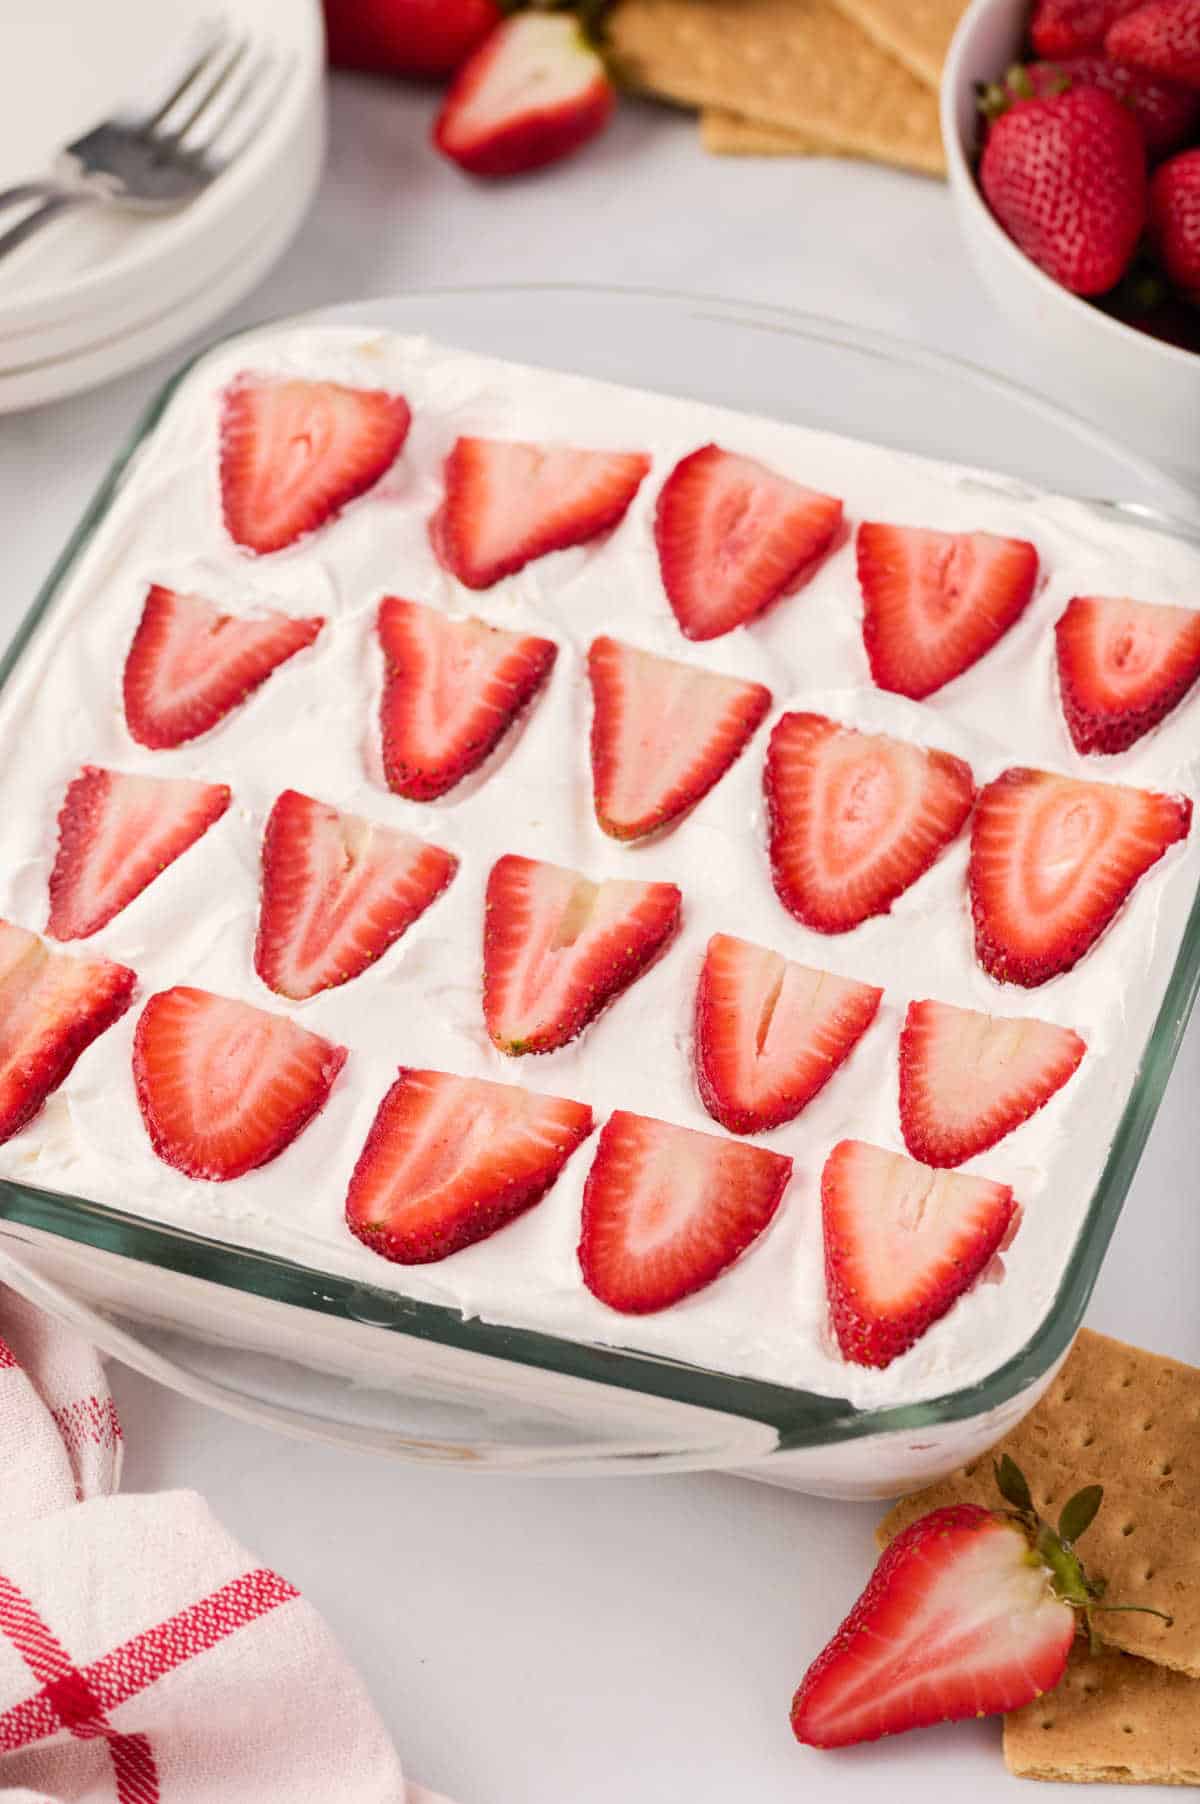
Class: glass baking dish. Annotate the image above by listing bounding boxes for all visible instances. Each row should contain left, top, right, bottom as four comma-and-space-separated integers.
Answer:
1, 286, 1198, 1496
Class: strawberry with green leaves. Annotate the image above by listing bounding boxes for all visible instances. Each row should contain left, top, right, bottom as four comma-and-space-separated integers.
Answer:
791, 1457, 1172, 1749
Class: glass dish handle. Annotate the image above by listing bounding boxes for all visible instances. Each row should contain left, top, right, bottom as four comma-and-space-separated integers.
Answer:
0, 1248, 779, 1475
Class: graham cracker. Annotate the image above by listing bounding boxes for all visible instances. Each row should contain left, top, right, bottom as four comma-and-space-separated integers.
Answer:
828, 0, 968, 87
877, 1330, 1200, 1677
1004, 1641, 1200, 1785
700, 108, 834, 157
607, 0, 946, 177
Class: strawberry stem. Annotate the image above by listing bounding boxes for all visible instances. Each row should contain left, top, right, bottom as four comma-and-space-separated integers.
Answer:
991, 1459, 1175, 1641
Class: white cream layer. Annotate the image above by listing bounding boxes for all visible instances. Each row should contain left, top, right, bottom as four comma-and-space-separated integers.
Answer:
0, 325, 1198, 1410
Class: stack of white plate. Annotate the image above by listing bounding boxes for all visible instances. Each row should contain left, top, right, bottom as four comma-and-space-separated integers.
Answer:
0, 0, 325, 412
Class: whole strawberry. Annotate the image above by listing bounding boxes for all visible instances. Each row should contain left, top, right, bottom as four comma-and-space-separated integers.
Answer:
1150, 147, 1200, 294
984, 56, 1200, 158
980, 85, 1147, 294
323, 0, 501, 78
1032, 0, 1144, 55
1107, 0, 1200, 88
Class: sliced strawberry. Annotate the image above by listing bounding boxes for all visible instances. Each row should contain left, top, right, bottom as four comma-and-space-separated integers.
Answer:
123, 584, 324, 750
587, 636, 771, 841
46, 767, 231, 942
654, 445, 843, 641
899, 998, 1086, 1167
578, 1109, 792, 1313
377, 595, 556, 800
254, 789, 457, 1001
133, 986, 346, 1180
791, 1503, 1076, 1747
822, 1138, 1017, 1369
483, 854, 681, 1055
694, 933, 882, 1135
431, 436, 649, 591
969, 767, 1191, 985
0, 920, 135, 1143
433, 12, 616, 177
345, 1067, 593, 1263
218, 373, 410, 555
1055, 593, 1200, 754
857, 523, 1038, 700
764, 713, 975, 934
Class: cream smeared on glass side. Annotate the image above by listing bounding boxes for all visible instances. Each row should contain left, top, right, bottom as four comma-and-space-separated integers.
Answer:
0, 325, 1196, 1409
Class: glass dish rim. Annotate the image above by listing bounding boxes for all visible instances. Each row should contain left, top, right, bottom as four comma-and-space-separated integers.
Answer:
2, 282, 1198, 1456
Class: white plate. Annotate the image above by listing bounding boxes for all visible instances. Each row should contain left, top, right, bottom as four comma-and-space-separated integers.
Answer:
0, 119, 323, 413
0, 0, 324, 400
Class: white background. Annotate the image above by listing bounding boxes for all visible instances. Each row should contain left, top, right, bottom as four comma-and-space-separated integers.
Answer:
4, 78, 1199, 1803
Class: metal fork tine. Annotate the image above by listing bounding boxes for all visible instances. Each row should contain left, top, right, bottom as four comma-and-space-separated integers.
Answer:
137, 27, 234, 136
157, 35, 251, 148
189, 47, 273, 160
209, 52, 293, 168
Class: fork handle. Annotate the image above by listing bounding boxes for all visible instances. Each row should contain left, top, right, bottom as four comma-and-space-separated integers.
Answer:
0, 180, 68, 215
0, 192, 82, 264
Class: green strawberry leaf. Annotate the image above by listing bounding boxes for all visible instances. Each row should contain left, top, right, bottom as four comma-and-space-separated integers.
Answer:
994, 1453, 1033, 1515
1059, 1485, 1104, 1546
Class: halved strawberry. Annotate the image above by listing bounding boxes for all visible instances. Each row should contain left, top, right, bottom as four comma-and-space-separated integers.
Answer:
578, 1109, 792, 1313
377, 595, 556, 800
430, 436, 650, 590
791, 1503, 1076, 1747
123, 584, 324, 750
822, 1138, 1017, 1369
254, 789, 457, 1001
0, 920, 135, 1143
133, 986, 346, 1180
218, 373, 410, 555
483, 854, 682, 1055
1055, 593, 1200, 754
587, 636, 771, 841
654, 445, 843, 641
433, 13, 616, 178
857, 523, 1038, 700
47, 767, 231, 942
764, 713, 975, 934
345, 1067, 593, 1263
969, 767, 1192, 985
899, 998, 1086, 1167
694, 933, 882, 1135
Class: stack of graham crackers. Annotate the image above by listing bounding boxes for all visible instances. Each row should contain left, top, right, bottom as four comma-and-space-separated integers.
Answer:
879, 1328, 1200, 1785
605, 0, 970, 177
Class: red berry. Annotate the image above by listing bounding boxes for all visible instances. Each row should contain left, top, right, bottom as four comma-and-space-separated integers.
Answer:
1150, 148, 1200, 295
980, 85, 1147, 295
323, 0, 500, 79
1107, 0, 1200, 89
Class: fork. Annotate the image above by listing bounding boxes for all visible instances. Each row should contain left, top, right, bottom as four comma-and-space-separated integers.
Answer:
0, 26, 282, 265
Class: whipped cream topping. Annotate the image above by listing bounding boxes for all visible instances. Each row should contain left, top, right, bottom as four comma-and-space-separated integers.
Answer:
0, 324, 1198, 1411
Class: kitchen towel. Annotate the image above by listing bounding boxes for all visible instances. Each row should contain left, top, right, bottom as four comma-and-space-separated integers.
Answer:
0, 1284, 414, 1803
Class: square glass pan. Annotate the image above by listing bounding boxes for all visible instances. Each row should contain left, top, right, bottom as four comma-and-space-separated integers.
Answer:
2, 284, 1199, 1461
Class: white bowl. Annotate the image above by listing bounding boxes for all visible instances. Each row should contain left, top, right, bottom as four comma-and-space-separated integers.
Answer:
941, 0, 1200, 472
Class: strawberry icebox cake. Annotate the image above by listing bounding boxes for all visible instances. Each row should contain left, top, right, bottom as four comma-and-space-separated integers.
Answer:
0, 324, 1197, 1410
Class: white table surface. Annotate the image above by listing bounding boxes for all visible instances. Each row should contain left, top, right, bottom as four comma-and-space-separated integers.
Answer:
5, 75, 1200, 1804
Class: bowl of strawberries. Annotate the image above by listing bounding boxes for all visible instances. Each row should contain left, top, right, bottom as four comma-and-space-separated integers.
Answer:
942, 0, 1200, 469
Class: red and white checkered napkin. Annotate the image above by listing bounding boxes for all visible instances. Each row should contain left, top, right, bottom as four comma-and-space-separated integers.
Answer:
0, 1285, 430, 1804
